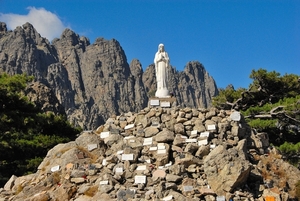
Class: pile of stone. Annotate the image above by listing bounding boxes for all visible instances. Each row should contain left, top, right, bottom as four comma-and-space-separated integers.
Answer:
1, 105, 300, 201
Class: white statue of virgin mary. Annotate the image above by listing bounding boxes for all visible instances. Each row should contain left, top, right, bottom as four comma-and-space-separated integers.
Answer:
154, 43, 170, 98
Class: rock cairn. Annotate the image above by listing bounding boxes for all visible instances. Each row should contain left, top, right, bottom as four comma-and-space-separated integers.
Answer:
1, 106, 300, 201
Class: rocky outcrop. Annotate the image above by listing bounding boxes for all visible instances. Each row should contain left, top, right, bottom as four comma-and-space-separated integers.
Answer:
1, 106, 299, 200
0, 22, 218, 129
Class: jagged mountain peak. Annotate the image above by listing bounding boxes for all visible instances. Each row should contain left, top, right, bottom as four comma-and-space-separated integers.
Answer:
0, 22, 218, 129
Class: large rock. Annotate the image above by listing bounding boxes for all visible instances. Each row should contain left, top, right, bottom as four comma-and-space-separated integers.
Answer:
204, 145, 251, 195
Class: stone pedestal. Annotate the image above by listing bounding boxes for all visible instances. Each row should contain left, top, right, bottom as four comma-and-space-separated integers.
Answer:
148, 97, 177, 108
155, 88, 170, 98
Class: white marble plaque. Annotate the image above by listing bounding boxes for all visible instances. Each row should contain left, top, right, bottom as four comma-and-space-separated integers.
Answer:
160, 101, 171, 107
122, 154, 134, 161
136, 165, 147, 171
183, 185, 193, 192
87, 144, 98, 151
162, 195, 173, 201
157, 149, 167, 154
51, 165, 60, 172
134, 175, 146, 184
143, 137, 153, 145
185, 139, 197, 143
191, 130, 198, 135
150, 99, 160, 106
210, 144, 216, 149
124, 136, 134, 140
157, 145, 166, 150
125, 124, 135, 130
217, 196, 226, 201
230, 111, 241, 121
146, 159, 151, 163
207, 124, 216, 130
100, 131, 110, 139
200, 131, 210, 138
115, 167, 123, 173
198, 139, 208, 146
99, 180, 109, 185
149, 146, 158, 151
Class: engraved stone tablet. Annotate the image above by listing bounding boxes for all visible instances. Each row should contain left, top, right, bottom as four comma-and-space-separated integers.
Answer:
217, 196, 226, 201
230, 111, 241, 121
115, 167, 123, 173
100, 131, 110, 139
200, 131, 210, 138
157, 145, 166, 150
183, 186, 193, 192
162, 195, 173, 201
198, 139, 208, 146
185, 139, 197, 143
51, 165, 60, 172
136, 165, 147, 171
125, 124, 135, 130
134, 175, 146, 184
160, 101, 171, 107
124, 136, 134, 140
150, 99, 160, 106
149, 146, 158, 151
143, 137, 153, 146
191, 130, 198, 135
87, 144, 98, 151
207, 124, 216, 130
157, 149, 167, 154
99, 180, 109, 185
122, 154, 134, 161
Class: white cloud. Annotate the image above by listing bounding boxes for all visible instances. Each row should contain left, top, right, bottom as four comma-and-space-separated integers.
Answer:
0, 7, 68, 40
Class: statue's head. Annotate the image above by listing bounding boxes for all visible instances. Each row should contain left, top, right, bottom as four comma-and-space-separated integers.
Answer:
158, 43, 165, 52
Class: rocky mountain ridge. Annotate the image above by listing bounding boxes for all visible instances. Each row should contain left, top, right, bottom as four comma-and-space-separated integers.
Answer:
0, 22, 218, 129
1, 105, 299, 200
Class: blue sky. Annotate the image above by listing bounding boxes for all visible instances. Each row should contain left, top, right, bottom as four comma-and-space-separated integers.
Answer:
0, 0, 299, 89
